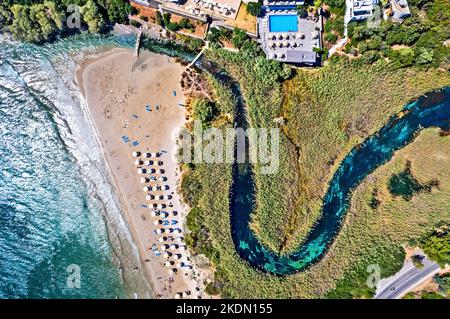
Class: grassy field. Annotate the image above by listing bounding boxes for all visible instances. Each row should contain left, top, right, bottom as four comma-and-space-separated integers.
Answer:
181, 47, 450, 297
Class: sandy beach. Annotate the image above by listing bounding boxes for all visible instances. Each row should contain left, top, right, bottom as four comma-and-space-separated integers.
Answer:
76, 48, 204, 299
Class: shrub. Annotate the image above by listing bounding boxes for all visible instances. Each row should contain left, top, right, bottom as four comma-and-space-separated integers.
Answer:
130, 20, 141, 28
325, 32, 338, 44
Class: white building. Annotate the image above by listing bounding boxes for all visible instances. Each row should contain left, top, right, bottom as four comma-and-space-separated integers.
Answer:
388, 0, 411, 21
348, 0, 379, 22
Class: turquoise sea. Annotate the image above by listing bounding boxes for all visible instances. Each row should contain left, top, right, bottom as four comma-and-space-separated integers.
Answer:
0, 34, 153, 298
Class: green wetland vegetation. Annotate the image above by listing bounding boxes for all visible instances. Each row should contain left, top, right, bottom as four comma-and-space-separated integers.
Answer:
182, 37, 450, 297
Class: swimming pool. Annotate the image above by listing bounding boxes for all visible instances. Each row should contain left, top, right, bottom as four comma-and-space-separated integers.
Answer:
269, 15, 298, 32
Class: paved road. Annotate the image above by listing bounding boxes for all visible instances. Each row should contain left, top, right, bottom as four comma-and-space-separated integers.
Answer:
375, 255, 441, 299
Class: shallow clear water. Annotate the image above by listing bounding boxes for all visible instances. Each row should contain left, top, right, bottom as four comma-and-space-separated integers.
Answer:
0, 34, 153, 298
231, 87, 450, 275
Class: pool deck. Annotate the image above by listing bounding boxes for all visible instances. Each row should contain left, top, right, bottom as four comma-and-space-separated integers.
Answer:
258, 8, 322, 65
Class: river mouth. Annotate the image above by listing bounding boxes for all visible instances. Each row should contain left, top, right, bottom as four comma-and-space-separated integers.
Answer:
228, 87, 450, 275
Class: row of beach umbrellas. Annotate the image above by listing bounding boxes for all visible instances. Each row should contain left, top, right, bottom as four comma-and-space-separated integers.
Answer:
133, 150, 190, 276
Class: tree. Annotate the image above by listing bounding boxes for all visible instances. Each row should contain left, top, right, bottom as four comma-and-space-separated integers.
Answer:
420, 226, 450, 267
434, 274, 450, 297
193, 99, 217, 126
155, 11, 163, 26
411, 255, 425, 269
231, 28, 247, 49
107, 0, 131, 24
81, 0, 105, 34
247, 1, 262, 17
297, 6, 308, 18
9, 3, 62, 43
415, 47, 433, 65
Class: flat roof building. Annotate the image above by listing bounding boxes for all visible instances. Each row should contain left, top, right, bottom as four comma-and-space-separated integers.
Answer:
348, 0, 379, 22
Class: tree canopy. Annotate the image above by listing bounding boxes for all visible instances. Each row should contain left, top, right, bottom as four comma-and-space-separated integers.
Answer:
0, 0, 131, 43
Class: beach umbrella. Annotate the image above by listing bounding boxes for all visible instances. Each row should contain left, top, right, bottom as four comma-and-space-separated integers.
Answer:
154, 220, 161, 226
144, 160, 154, 166
182, 292, 188, 298
151, 211, 160, 218
163, 252, 172, 258
157, 169, 165, 174
165, 261, 173, 267
172, 254, 181, 260
132, 151, 141, 158
160, 212, 169, 218
156, 228, 165, 234
176, 262, 185, 269
141, 177, 150, 184
277, 34, 283, 40
170, 244, 179, 250
277, 42, 283, 48
174, 228, 182, 234
161, 244, 170, 250
158, 237, 166, 243
176, 237, 184, 243
137, 168, 146, 174
292, 42, 298, 47
179, 245, 187, 251
157, 204, 166, 209
284, 41, 289, 47
145, 195, 153, 201
174, 293, 181, 299
143, 153, 151, 158
168, 268, 177, 275
134, 159, 143, 166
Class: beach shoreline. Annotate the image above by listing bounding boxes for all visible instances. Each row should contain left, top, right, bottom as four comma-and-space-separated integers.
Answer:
75, 48, 204, 299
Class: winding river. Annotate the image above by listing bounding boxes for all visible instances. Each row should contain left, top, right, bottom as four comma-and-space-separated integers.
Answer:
230, 86, 450, 275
